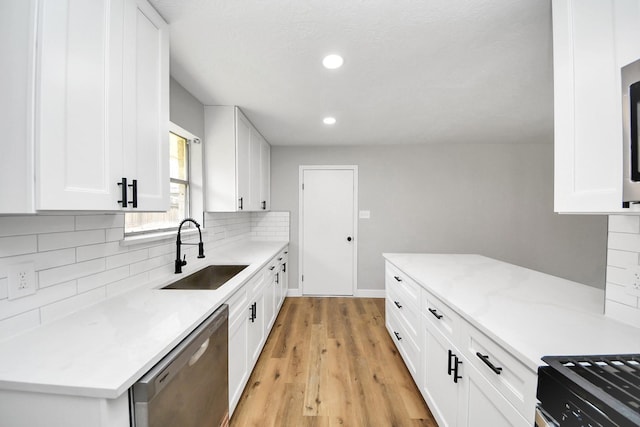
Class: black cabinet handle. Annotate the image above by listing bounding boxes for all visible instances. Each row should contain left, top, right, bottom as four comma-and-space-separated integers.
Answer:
238, 197, 243, 210
394, 301, 402, 309
476, 352, 503, 375
393, 275, 402, 282
261, 201, 266, 210
393, 331, 402, 341
284, 251, 288, 254
453, 355, 463, 383
428, 308, 443, 320
128, 179, 137, 208
275, 272, 279, 284
448, 349, 462, 383
269, 265, 275, 271
249, 304, 254, 322
278, 257, 283, 261
282, 263, 286, 272
347, 236, 352, 242
448, 349, 454, 375
117, 178, 128, 207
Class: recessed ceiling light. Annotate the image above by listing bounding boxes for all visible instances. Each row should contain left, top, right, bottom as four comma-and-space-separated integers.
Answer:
323, 117, 337, 125
322, 54, 344, 69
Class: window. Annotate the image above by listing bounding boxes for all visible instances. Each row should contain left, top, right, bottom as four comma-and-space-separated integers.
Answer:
125, 125, 198, 235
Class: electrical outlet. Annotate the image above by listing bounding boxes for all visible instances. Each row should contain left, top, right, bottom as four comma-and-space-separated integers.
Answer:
7, 262, 36, 300
627, 267, 640, 298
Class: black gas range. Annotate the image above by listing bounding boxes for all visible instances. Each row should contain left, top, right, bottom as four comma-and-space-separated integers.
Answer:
536, 354, 640, 427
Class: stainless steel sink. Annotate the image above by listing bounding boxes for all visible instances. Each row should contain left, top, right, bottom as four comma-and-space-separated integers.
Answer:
162, 265, 248, 290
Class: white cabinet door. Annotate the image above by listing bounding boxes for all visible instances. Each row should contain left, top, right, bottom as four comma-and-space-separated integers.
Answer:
248, 129, 262, 211
122, 0, 169, 211
236, 111, 252, 211
421, 322, 461, 427
458, 358, 530, 427
228, 310, 248, 416
553, 0, 640, 213
260, 135, 271, 211
36, 0, 124, 210
247, 287, 265, 364
0, 0, 36, 214
35, 0, 168, 211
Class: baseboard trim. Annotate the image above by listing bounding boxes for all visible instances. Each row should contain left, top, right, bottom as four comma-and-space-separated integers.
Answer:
285, 289, 385, 298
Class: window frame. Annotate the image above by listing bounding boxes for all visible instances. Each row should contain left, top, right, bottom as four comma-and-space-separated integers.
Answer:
123, 122, 202, 238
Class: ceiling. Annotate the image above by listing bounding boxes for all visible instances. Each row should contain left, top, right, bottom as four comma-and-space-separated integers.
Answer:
150, 0, 554, 146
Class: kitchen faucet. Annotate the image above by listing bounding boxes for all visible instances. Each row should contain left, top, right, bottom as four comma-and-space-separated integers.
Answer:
175, 218, 205, 274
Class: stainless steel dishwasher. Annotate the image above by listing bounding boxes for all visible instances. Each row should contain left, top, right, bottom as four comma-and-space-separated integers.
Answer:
130, 304, 229, 427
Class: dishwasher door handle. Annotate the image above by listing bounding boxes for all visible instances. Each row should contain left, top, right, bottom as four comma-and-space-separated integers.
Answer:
188, 338, 210, 367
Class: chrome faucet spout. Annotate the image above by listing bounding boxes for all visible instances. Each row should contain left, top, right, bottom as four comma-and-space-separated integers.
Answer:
175, 218, 205, 274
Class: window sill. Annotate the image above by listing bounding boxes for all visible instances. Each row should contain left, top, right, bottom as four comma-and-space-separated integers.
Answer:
121, 227, 207, 247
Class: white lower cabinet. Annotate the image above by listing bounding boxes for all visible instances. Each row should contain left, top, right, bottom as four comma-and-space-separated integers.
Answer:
227, 246, 289, 417
385, 261, 535, 426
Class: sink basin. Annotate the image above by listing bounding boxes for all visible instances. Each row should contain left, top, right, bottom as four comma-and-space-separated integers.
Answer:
162, 265, 249, 290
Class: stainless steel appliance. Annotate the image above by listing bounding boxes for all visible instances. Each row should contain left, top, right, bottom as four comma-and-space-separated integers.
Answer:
130, 304, 229, 427
536, 354, 640, 426
622, 58, 640, 206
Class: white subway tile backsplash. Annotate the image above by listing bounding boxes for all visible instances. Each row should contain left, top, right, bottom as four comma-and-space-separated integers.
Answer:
0, 211, 290, 340
0, 216, 74, 237
0, 248, 76, 279
77, 241, 126, 262
75, 214, 125, 231
105, 248, 148, 270
77, 266, 129, 293
40, 288, 106, 324
0, 280, 76, 321
608, 215, 640, 233
39, 258, 105, 288
106, 272, 148, 297
38, 229, 105, 252
606, 215, 640, 328
0, 235, 37, 257
106, 228, 124, 242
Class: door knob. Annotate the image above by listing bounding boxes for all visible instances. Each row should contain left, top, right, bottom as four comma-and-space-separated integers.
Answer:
347, 236, 352, 242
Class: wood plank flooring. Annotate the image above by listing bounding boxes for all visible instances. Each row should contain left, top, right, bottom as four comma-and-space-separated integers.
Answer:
231, 297, 438, 427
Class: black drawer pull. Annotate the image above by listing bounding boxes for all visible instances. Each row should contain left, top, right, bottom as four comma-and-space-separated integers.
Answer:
269, 266, 275, 271
278, 257, 283, 261
393, 331, 402, 341
448, 349, 454, 375
476, 352, 502, 375
428, 308, 443, 319
393, 275, 402, 282
393, 300, 402, 309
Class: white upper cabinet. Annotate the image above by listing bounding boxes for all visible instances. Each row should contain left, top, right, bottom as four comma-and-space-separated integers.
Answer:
204, 106, 271, 212
553, 0, 640, 213
260, 136, 271, 211
0, 0, 37, 214
35, 0, 168, 211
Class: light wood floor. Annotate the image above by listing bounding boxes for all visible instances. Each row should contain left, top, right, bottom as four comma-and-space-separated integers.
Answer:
231, 297, 438, 427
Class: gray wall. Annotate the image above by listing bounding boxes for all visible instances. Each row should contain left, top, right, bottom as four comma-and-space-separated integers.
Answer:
270, 143, 608, 291
170, 77, 204, 137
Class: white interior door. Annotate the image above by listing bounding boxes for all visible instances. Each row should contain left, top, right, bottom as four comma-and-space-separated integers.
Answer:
300, 166, 357, 296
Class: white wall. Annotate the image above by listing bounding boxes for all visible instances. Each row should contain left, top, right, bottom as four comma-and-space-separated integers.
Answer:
271, 143, 608, 293
605, 215, 640, 327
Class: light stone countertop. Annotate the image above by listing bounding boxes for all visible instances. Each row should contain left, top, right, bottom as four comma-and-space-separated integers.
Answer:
0, 239, 288, 399
383, 253, 640, 372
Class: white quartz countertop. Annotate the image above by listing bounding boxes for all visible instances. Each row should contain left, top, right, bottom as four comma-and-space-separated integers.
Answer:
383, 253, 640, 372
0, 239, 288, 399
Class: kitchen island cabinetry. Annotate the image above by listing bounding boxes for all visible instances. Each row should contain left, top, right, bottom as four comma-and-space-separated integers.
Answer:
204, 106, 271, 212
552, 0, 640, 213
384, 253, 640, 427
36, 0, 169, 211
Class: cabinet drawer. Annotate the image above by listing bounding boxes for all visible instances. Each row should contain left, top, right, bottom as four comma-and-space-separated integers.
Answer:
386, 302, 420, 381
422, 288, 460, 344
386, 262, 421, 307
387, 285, 420, 341
226, 286, 248, 324
462, 325, 537, 421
